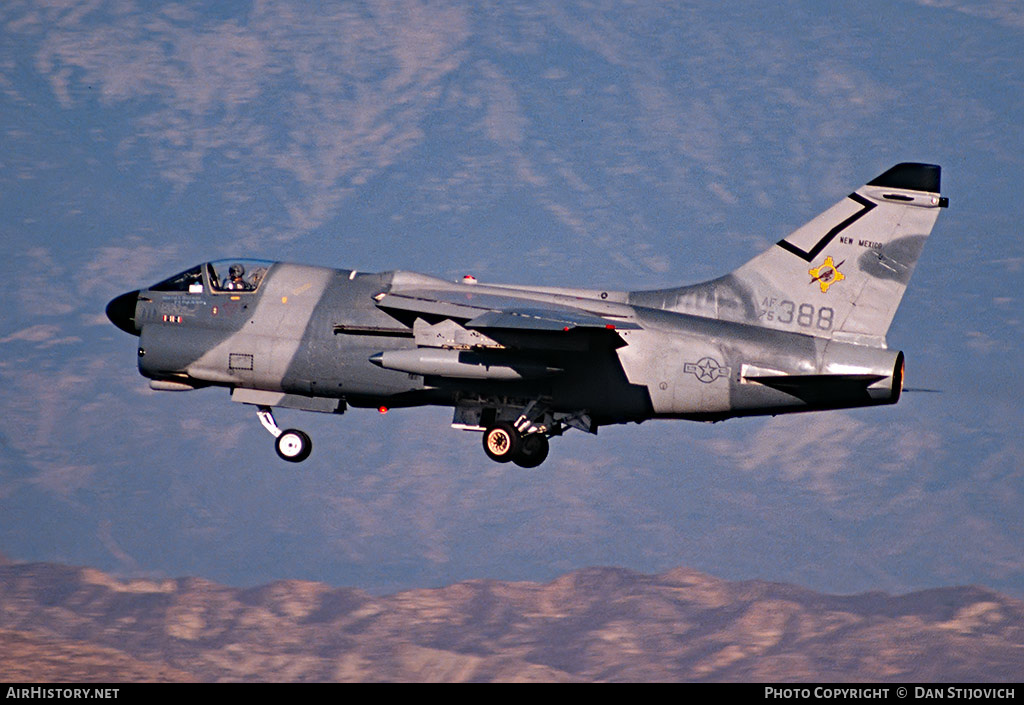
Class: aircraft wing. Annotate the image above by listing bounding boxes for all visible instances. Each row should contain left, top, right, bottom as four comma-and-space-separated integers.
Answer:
376, 290, 639, 333
466, 306, 638, 332
373, 289, 638, 360
374, 292, 486, 322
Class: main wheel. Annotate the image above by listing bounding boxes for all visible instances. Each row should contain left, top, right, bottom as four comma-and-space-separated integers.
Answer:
482, 422, 519, 463
276, 429, 312, 463
513, 433, 549, 468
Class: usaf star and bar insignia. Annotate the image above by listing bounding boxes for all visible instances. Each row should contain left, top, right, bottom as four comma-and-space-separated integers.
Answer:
683, 357, 731, 384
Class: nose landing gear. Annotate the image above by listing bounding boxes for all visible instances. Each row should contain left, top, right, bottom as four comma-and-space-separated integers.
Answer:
257, 406, 312, 463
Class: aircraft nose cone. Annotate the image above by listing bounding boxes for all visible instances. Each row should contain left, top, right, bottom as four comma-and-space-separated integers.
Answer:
106, 289, 141, 335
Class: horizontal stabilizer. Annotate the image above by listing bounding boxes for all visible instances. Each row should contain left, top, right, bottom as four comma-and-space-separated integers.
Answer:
745, 373, 892, 406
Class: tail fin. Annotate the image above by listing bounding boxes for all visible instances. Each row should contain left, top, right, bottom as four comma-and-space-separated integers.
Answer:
632, 163, 948, 347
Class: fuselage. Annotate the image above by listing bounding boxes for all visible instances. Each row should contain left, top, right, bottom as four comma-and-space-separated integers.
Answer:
109, 258, 904, 427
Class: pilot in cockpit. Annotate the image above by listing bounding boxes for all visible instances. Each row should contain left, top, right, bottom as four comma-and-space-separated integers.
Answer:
222, 264, 253, 291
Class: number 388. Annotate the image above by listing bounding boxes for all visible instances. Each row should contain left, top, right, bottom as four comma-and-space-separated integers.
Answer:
774, 301, 834, 330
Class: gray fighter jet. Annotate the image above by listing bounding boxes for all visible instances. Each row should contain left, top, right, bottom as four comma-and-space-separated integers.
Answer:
107, 163, 947, 467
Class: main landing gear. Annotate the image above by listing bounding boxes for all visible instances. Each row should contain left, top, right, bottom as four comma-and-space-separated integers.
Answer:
466, 399, 590, 468
482, 422, 550, 468
257, 406, 312, 462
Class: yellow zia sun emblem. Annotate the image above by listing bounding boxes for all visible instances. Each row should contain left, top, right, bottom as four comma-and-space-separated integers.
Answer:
808, 256, 846, 293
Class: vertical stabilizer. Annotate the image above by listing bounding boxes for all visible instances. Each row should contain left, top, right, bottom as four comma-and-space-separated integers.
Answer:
631, 163, 947, 347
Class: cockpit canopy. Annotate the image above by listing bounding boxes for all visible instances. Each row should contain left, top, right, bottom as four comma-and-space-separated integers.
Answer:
150, 259, 274, 294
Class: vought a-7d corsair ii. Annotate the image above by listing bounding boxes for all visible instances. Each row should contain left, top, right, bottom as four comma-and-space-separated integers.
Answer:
107, 163, 947, 467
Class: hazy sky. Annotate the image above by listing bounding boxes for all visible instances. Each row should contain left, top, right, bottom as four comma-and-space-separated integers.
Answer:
1, 0, 1022, 597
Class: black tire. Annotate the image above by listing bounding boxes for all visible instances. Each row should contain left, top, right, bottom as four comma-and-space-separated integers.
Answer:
513, 433, 549, 468
482, 422, 519, 463
275, 429, 312, 463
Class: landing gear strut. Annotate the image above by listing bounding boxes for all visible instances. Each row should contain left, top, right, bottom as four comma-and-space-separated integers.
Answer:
257, 406, 312, 463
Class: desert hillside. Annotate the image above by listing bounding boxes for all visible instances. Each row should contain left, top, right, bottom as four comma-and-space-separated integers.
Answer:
1, 561, 1021, 682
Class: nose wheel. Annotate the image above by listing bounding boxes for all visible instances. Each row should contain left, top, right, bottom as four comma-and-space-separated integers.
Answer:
257, 406, 312, 463
275, 429, 313, 462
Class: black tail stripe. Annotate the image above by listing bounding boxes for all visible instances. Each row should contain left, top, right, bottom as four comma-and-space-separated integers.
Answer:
775, 193, 876, 262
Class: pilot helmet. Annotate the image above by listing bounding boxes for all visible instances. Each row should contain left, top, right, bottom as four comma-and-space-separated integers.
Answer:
229, 264, 245, 279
